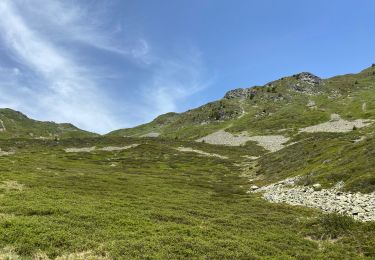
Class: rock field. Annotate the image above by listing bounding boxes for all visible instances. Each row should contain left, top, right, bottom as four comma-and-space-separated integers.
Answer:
196, 130, 289, 152
251, 177, 375, 222
300, 114, 373, 133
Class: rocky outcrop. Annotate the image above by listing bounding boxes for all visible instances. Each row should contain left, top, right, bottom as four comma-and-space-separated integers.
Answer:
251, 177, 375, 222
295, 72, 322, 85
290, 72, 323, 94
224, 88, 257, 99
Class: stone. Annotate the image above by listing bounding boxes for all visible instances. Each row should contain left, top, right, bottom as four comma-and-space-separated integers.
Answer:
312, 183, 322, 191
250, 185, 259, 191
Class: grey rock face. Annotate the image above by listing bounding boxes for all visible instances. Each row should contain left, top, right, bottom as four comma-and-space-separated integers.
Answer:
295, 72, 322, 85
290, 72, 323, 95
224, 88, 257, 99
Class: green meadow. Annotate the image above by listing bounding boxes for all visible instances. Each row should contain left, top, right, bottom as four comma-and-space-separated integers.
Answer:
0, 137, 374, 259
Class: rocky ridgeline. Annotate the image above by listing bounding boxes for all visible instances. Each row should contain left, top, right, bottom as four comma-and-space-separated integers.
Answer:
250, 177, 375, 222
224, 72, 323, 99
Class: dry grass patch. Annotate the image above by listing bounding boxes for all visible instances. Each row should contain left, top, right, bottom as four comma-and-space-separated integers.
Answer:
0, 247, 21, 259
0, 148, 15, 156
0, 181, 25, 192
65, 144, 139, 153
56, 251, 111, 260
98, 144, 139, 151
64, 147, 96, 153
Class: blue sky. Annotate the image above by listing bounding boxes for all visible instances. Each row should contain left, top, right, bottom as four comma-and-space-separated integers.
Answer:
0, 0, 374, 133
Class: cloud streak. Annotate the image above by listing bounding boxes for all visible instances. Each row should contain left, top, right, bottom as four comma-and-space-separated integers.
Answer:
0, 0, 211, 133
0, 0, 120, 133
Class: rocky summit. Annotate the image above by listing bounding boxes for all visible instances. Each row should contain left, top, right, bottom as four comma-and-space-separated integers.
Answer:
295, 72, 322, 85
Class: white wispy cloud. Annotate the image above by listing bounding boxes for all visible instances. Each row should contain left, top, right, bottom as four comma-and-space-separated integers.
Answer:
0, 0, 211, 133
0, 0, 121, 133
141, 51, 210, 118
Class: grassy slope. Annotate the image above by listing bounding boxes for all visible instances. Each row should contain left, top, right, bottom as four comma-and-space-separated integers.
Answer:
254, 127, 375, 193
109, 66, 375, 139
0, 137, 374, 258
0, 109, 97, 139
107, 66, 375, 193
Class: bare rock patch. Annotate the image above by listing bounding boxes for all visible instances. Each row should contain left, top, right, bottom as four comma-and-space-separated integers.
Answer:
196, 130, 251, 146
197, 130, 289, 152
300, 114, 373, 133
251, 177, 375, 222
247, 135, 289, 152
176, 147, 228, 159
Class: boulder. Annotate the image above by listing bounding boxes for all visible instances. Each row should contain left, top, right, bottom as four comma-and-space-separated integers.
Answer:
312, 183, 322, 191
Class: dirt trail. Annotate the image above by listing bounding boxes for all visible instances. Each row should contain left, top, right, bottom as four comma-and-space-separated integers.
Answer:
238, 98, 247, 119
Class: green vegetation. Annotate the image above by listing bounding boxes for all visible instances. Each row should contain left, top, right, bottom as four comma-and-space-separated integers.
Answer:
0, 109, 97, 139
0, 137, 374, 258
253, 128, 375, 193
107, 65, 375, 194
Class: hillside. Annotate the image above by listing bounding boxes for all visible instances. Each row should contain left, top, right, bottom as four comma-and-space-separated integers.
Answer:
109, 65, 375, 139
0, 136, 374, 258
0, 108, 97, 139
107, 66, 375, 195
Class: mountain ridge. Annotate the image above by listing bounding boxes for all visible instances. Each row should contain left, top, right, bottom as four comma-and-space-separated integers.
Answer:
0, 108, 97, 139
108, 65, 375, 139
